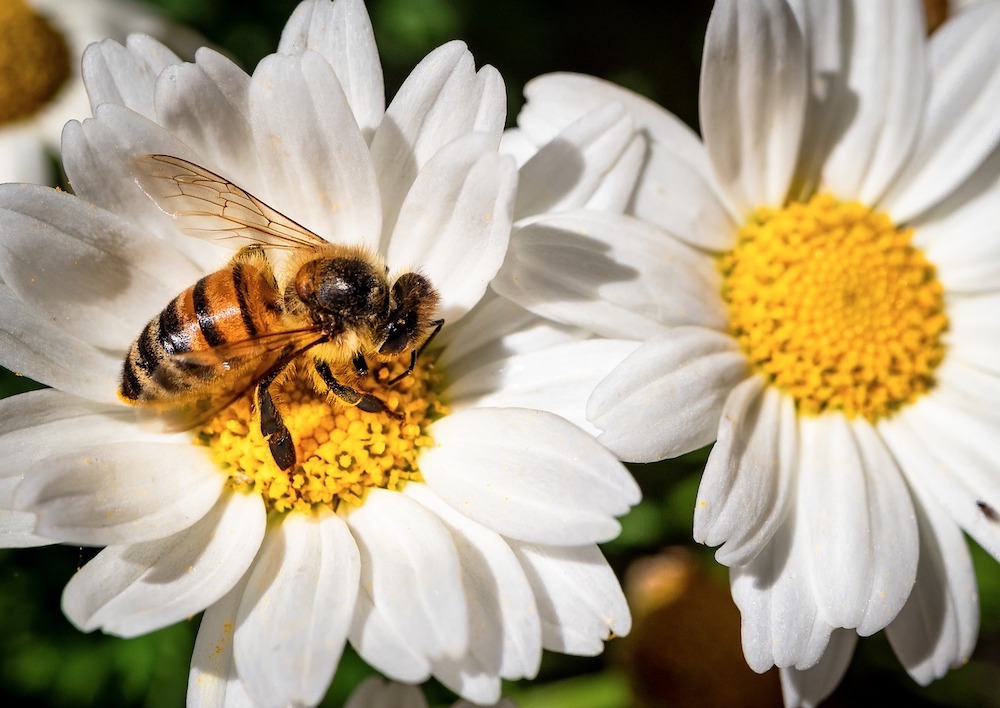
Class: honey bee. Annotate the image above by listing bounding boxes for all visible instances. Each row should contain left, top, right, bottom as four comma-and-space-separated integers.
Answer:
119, 155, 443, 471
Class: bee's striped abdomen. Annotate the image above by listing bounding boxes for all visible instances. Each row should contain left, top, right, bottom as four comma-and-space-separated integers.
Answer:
119, 259, 282, 405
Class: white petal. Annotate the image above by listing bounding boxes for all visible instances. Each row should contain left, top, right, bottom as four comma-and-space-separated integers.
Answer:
797, 416, 918, 635
508, 541, 629, 656
880, 2, 1000, 221
731, 516, 833, 672
912, 175, 1000, 294
880, 397, 1000, 561
188, 572, 256, 708
778, 629, 857, 708
370, 41, 505, 244
0, 183, 203, 351
588, 328, 749, 463
82, 35, 182, 119
154, 48, 265, 197
0, 509, 50, 548
886, 481, 979, 686
514, 103, 636, 218
435, 291, 588, 380
344, 677, 427, 708
387, 133, 516, 324
494, 211, 726, 339
584, 134, 646, 214
61, 490, 264, 638
249, 51, 381, 248
444, 338, 640, 435
700, 0, 807, 213
518, 72, 736, 249
235, 510, 360, 707
0, 389, 145, 474
0, 128, 51, 184
422, 408, 638, 545
345, 488, 468, 661
695, 379, 796, 566
0, 284, 122, 402
15, 440, 224, 545
405, 484, 542, 681
278, 0, 385, 141
348, 586, 431, 683
796, 1, 926, 204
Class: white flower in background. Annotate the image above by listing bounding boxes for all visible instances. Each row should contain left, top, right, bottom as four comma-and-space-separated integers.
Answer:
0, 0, 640, 705
495, 0, 1000, 704
0, 0, 199, 185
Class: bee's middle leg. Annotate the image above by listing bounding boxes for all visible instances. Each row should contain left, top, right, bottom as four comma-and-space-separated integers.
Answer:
257, 368, 295, 471
315, 360, 401, 419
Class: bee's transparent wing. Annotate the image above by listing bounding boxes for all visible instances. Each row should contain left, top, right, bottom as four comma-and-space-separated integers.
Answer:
134, 154, 330, 251
147, 327, 327, 431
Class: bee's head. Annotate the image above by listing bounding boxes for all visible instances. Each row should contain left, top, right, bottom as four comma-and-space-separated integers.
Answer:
296, 257, 389, 325
378, 272, 439, 355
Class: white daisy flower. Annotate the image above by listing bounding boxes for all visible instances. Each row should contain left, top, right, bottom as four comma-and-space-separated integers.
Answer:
0, 0, 199, 185
494, 0, 1000, 703
0, 0, 639, 705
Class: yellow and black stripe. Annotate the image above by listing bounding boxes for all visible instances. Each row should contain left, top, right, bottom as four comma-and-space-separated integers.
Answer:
119, 259, 283, 405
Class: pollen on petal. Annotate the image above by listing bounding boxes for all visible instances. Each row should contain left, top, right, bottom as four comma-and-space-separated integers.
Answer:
719, 193, 947, 421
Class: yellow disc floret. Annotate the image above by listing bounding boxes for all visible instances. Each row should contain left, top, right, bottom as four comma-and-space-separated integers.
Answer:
197, 358, 447, 513
719, 193, 947, 421
0, 0, 71, 125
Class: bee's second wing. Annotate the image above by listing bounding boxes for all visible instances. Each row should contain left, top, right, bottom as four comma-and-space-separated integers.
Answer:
133, 154, 330, 252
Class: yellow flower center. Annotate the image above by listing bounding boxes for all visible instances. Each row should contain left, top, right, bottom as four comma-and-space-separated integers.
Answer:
719, 193, 947, 421
196, 357, 447, 513
0, 0, 72, 125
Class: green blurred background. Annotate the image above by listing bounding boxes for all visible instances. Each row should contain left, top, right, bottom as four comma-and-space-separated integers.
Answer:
2, 0, 998, 705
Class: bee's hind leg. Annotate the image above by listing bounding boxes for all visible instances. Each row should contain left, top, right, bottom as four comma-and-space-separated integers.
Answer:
315, 360, 402, 420
257, 368, 295, 471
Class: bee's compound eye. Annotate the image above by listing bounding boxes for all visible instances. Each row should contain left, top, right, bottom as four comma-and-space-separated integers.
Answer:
379, 315, 414, 355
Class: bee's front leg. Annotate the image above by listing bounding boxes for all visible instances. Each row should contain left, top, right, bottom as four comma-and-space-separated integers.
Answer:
257, 367, 295, 471
315, 359, 401, 420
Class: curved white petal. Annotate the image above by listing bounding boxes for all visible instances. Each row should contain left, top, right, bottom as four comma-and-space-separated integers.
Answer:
348, 586, 431, 683
514, 103, 636, 219
249, 51, 381, 249
0, 284, 121, 402
880, 1, 1000, 222
518, 72, 736, 249
507, 541, 629, 656
695, 379, 796, 566
494, 211, 726, 339
345, 488, 468, 661
444, 338, 640, 435
188, 572, 256, 708
154, 48, 265, 197
421, 408, 638, 545
15, 440, 224, 545
435, 291, 588, 380
371, 41, 505, 246
62, 490, 265, 637
277, 0, 385, 142
700, 0, 807, 213
82, 35, 182, 119
795, 1, 926, 204
0, 508, 51, 548
387, 133, 516, 324
405, 484, 542, 681
235, 510, 360, 707
731, 514, 834, 672
880, 397, 1000, 561
588, 328, 749, 463
886, 481, 979, 686
778, 629, 857, 708
797, 416, 917, 635
0, 183, 203, 351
